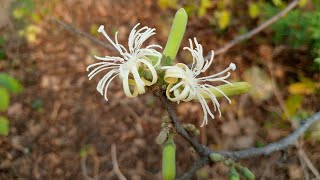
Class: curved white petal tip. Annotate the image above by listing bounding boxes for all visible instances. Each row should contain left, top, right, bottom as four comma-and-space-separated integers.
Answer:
98, 25, 105, 33
229, 63, 236, 71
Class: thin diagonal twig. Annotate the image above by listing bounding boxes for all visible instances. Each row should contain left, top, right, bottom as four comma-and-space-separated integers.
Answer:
204, 0, 299, 58
111, 144, 127, 180
53, 18, 116, 51
158, 92, 320, 159
176, 157, 209, 180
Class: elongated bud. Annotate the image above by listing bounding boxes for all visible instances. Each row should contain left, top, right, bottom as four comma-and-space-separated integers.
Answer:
236, 166, 255, 180
229, 166, 240, 180
209, 153, 225, 162
162, 134, 176, 180
199, 82, 251, 99
162, 8, 188, 63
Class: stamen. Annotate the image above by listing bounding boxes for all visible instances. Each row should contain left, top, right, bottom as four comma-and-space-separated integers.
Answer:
98, 25, 105, 33
199, 64, 235, 79
229, 63, 236, 71
97, 25, 122, 53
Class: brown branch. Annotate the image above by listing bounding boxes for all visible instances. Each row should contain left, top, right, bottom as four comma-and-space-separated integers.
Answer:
111, 144, 127, 180
158, 92, 320, 179
158, 93, 210, 157
204, 0, 299, 58
176, 157, 209, 180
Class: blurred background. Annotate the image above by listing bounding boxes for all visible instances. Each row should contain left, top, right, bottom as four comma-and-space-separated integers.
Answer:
0, 0, 320, 179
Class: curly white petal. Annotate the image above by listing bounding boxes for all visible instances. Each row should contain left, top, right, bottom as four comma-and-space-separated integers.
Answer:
87, 23, 162, 100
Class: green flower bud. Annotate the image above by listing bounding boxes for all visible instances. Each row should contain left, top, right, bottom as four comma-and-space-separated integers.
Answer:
237, 166, 255, 180
162, 134, 176, 180
209, 153, 225, 162
229, 166, 240, 180
162, 8, 188, 61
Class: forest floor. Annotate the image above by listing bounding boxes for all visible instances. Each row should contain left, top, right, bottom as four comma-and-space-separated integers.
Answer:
0, 0, 319, 179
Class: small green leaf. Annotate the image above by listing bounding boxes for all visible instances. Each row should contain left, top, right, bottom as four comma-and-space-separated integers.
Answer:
209, 153, 225, 162
236, 166, 255, 180
248, 2, 260, 19
299, 0, 308, 7
31, 13, 42, 23
0, 116, 9, 136
288, 78, 316, 95
255, 140, 265, 147
22, 0, 35, 11
13, 8, 27, 19
0, 88, 9, 111
229, 166, 240, 180
90, 24, 99, 36
198, 0, 213, 17
157, 0, 178, 10
272, 0, 284, 7
285, 95, 303, 118
0, 73, 23, 94
214, 10, 231, 30
79, 144, 89, 158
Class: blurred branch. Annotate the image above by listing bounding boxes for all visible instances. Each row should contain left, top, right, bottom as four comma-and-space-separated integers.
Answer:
53, 18, 116, 51
158, 91, 320, 179
111, 144, 127, 180
205, 0, 299, 58
176, 157, 209, 180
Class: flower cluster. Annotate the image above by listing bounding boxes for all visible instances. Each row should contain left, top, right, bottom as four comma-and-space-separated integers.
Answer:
162, 38, 236, 126
87, 24, 236, 126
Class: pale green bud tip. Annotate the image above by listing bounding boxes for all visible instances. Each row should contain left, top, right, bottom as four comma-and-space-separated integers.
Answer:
209, 153, 225, 162
237, 167, 255, 180
176, 8, 187, 17
228, 167, 240, 180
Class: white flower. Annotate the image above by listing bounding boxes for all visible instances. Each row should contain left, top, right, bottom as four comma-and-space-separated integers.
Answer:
162, 38, 236, 126
87, 23, 162, 100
